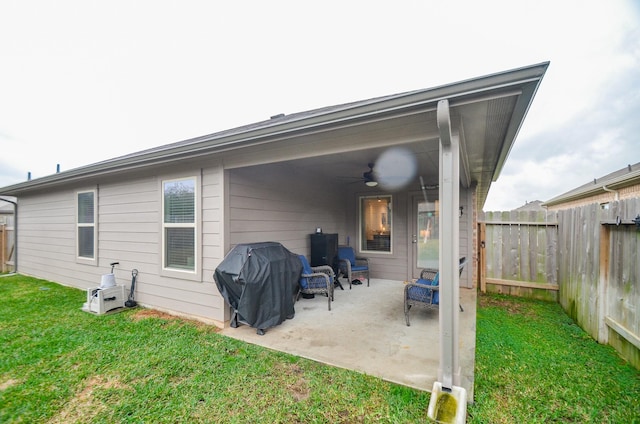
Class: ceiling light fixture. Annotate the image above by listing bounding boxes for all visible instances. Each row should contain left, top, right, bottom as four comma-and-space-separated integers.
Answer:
363, 163, 377, 187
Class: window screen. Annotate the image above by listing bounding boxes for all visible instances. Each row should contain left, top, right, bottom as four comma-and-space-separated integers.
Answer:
77, 191, 95, 259
163, 178, 196, 272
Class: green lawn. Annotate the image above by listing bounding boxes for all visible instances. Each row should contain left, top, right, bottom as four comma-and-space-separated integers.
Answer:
468, 294, 640, 423
1, 275, 639, 423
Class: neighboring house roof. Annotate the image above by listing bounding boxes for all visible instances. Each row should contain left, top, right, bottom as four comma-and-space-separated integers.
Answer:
0, 62, 549, 208
512, 200, 545, 212
0, 199, 15, 215
544, 162, 640, 207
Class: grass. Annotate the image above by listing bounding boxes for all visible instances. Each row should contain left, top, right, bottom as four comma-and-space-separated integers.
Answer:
468, 294, 640, 423
0, 276, 429, 423
1, 275, 639, 423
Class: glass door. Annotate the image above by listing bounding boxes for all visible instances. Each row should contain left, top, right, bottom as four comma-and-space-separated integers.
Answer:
411, 195, 439, 279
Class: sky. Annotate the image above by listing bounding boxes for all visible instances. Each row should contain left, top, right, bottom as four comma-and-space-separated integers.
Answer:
0, 0, 638, 210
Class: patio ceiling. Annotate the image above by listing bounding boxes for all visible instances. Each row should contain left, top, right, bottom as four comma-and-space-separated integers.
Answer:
223, 77, 543, 208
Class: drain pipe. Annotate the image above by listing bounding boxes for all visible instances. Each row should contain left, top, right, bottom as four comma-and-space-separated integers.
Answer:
602, 184, 619, 201
0, 197, 17, 273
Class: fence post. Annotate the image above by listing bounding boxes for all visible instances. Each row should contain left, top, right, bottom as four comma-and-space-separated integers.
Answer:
598, 224, 610, 344
479, 222, 486, 292
1, 224, 5, 273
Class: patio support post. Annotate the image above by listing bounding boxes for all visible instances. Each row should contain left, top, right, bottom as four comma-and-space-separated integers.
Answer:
436, 99, 460, 390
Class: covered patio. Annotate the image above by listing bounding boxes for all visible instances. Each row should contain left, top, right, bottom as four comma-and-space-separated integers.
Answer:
221, 279, 477, 397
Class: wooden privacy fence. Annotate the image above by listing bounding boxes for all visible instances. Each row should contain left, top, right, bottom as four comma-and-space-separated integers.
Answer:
557, 199, 640, 368
0, 224, 15, 273
479, 210, 559, 301
481, 199, 640, 369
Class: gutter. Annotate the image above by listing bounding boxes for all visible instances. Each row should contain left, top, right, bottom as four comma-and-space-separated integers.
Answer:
602, 184, 619, 201
544, 168, 640, 207
0, 197, 16, 273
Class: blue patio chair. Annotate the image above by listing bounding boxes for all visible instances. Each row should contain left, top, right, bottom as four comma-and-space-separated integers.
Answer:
297, 255, 335, 310
337, 246, 370, 289
404, 257, 467, 326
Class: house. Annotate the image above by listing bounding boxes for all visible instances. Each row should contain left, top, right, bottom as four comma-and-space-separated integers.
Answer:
544, 162, 640, 210
512, 200, 545, 212
0, 63, 548, 328
0, 199, 14, 224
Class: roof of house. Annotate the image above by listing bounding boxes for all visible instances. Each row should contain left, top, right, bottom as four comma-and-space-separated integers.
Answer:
544, 162, 640, 207
0, 200, 15, 215
512, 200, 545, 212
0, 62, 549, 207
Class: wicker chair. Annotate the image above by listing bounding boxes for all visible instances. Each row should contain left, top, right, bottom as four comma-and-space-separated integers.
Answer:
297, 255, 335, 310
404, 257, 467, 326
337, 246, 370, 289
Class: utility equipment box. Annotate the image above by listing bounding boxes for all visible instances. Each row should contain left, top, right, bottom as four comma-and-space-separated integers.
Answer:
82, 285, 126, 315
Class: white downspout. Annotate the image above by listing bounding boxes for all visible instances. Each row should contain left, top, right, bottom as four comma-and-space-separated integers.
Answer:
602, 185, 619, 201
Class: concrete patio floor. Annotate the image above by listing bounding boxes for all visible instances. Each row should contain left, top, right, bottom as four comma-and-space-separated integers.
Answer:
220, 279, 477, 399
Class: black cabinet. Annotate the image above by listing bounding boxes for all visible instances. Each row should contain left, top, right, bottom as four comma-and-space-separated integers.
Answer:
310, 233, 338, 268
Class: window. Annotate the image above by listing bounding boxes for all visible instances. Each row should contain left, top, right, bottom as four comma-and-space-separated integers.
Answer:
360, 195, 392, 253
77, 190, 96, 260
162, 178, 196, 272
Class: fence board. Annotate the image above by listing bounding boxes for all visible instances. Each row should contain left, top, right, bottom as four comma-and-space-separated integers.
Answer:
480, 210, 558, 300
1, 225, 5, 272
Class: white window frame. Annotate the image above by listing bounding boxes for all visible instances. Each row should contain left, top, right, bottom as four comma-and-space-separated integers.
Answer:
160, 175, 200, 280
76, 189, 97, 264
358, 194, 393, 255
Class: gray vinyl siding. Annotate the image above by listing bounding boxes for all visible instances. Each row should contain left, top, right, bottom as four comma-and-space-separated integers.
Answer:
17, 166, 228, 325
19, 190, 78, 283
459, 187, 473, 288
96, 169, 226, 324
201, 165, 228, 322
99, 177, 159, 274
228, 165, 348, 255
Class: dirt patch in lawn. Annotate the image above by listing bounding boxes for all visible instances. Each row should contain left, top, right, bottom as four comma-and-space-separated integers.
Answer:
478, 293, 532, 316
129, 308, 220, 332
47, 375, 129, 424
130, 308, 183, 322
0, 377, 20, 391
278, 363, 310, 402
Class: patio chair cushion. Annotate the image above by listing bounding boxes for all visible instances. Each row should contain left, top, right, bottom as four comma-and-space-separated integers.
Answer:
351, 265, 368, 272
407, 273, 440, 304
298, 255, 313, 289
430, 272, 440, 304
337, 246, 356, 266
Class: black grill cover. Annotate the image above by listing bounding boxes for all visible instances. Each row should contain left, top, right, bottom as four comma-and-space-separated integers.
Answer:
214, 242, 302, 331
